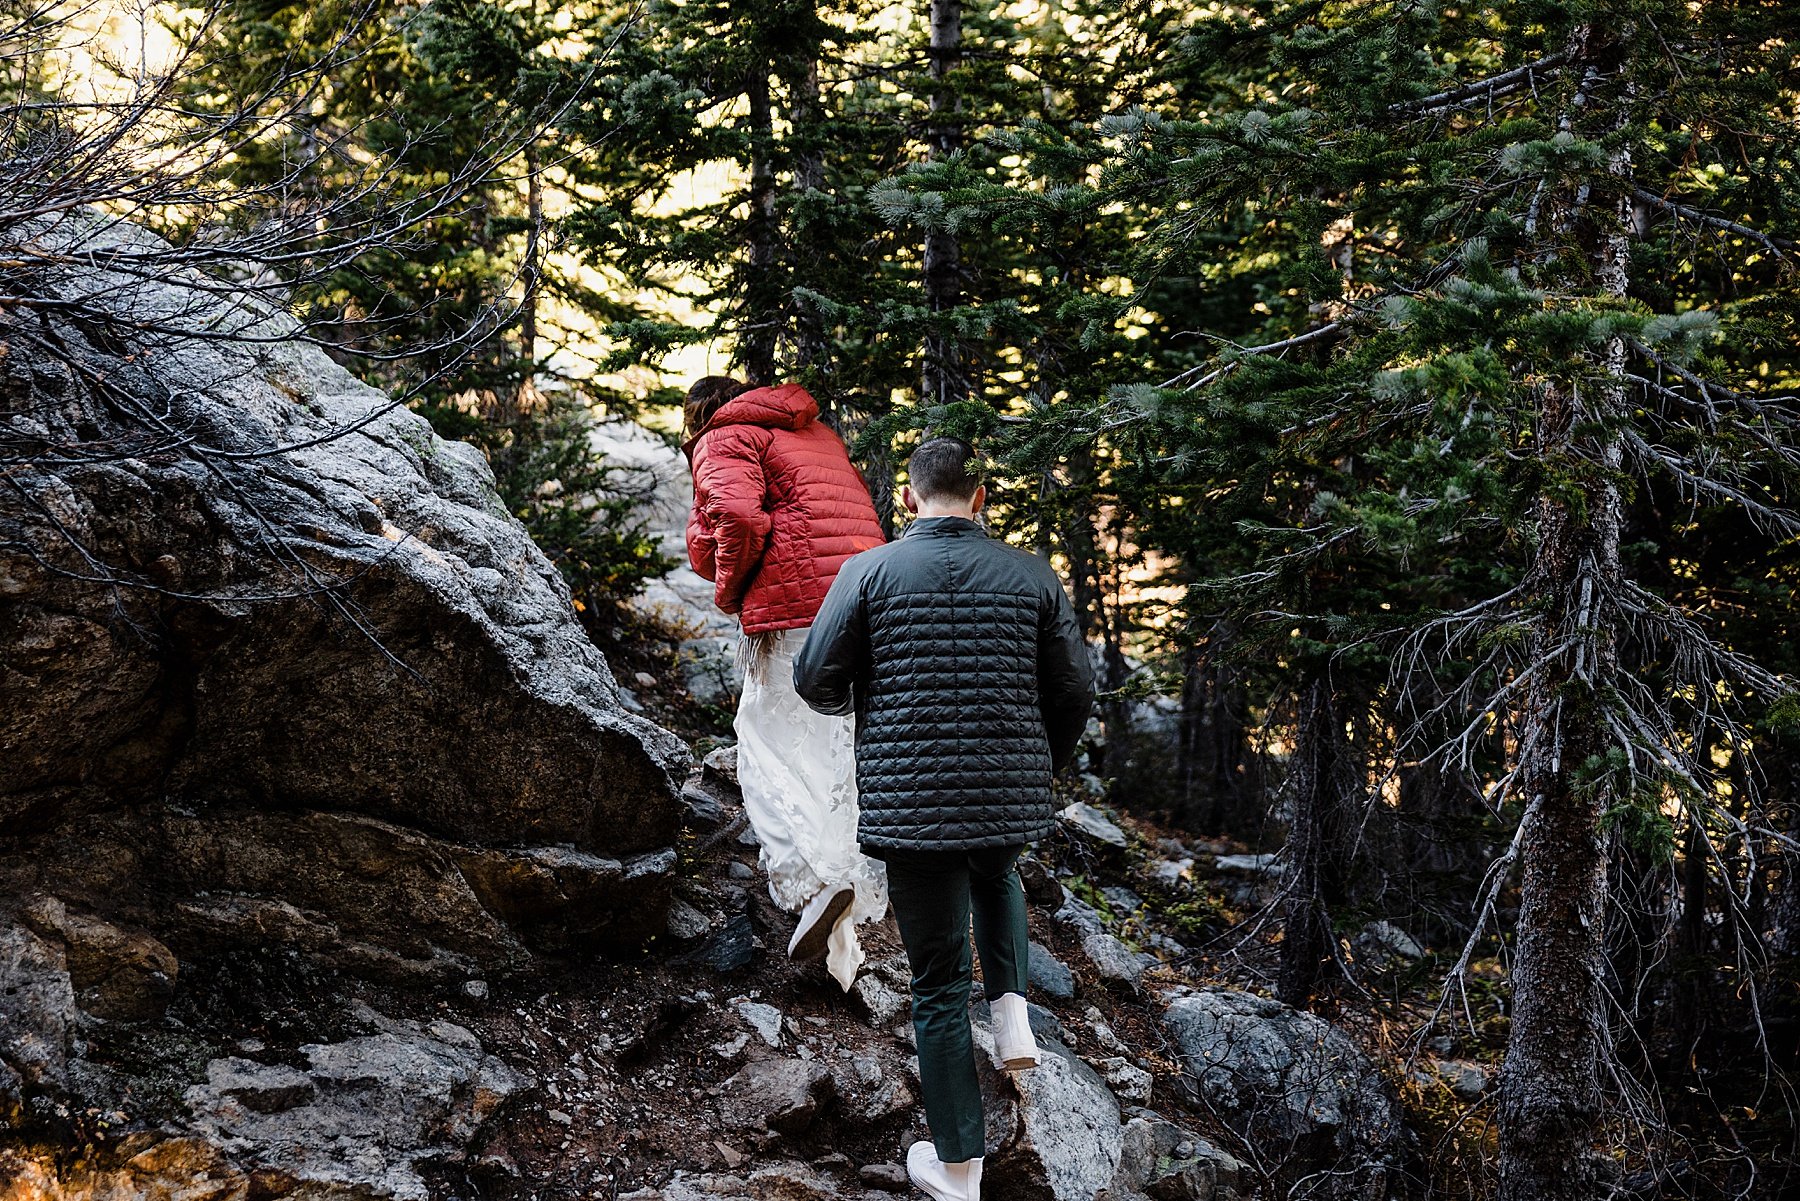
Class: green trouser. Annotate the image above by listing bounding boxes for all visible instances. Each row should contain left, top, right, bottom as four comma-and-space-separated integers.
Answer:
883, 843, 1030, 1164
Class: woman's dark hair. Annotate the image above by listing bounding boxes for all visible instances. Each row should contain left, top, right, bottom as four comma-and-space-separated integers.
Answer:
907, 436, 983, 502
684, 375, 749, 438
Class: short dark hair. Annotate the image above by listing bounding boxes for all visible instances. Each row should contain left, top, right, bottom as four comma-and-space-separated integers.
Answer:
908, 437, 983, 503
684, 375, 748, 437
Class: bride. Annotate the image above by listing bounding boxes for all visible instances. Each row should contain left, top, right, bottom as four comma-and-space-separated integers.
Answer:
682, 374, 889, 988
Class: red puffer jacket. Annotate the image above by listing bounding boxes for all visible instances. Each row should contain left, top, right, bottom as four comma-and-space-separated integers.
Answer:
684, 383, 886, 634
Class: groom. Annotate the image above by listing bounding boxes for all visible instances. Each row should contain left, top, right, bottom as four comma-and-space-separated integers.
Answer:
794, 437, 1094, 1201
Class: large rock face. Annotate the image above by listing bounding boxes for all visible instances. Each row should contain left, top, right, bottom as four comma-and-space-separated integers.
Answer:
0, 215, 690, 988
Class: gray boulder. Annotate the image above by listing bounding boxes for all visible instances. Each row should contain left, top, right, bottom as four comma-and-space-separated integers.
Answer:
1108, 1114, 1246, 1201
1163, 990, 1402, 1197
178, 1011, 530, 1200
4, 1007, 531, 1199
0, 215, 689, 980
980, 1027, 1125, 1201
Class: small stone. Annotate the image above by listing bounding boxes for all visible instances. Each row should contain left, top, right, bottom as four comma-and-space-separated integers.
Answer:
1082, 932, 1148, 990
1054, 894, 1108, 938
1212, 853, 1281, 876
1358, 920, 1425, 961
1101, 886, 1144, 914
1096, 1056, 1153, 1104
1150, 858, 1194, 886
680, 784, 727, 830
852, 974, 910, 1028
691, 915, 756, 974
1027, 942, 1076, 1000
1017, 856, 1064, 908
666, 899, 712, 941
634, 671, 658, 689
860, 1163, 910, 1191
1434, 1059, 1490, 1101
726, 860, 756, 881
702, 744, 740, 791
547, 1109, 572, 1126
717, 1058, 834, 1135
1058, 801, 1127, 847
1085, 1008, 1125, 1052
734, 999, 784, 1048
462, 980, 489, 1000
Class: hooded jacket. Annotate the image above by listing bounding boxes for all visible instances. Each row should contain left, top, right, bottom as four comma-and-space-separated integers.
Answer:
792, 516, 1096, 853
684, 383, 886, 634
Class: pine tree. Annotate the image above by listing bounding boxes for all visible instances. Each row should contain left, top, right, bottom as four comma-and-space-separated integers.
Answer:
1065, 0, 1798, 1190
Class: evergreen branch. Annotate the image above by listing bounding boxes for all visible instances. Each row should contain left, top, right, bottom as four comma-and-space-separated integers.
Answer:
1631, 188, 1796, 256
1387, 52, 1570, 119
1629, 340, 1800, 415
1160, 322, 1342, 389
1623, 429, 1800, 535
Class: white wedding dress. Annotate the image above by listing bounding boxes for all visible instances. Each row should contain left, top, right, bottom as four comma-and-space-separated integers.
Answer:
734, 627, 888, 989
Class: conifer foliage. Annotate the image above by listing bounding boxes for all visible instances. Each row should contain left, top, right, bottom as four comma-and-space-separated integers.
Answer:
1089, 2, 1800, 1193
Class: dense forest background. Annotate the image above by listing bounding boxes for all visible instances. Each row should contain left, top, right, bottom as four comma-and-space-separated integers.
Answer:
6, 0, 1799, 1196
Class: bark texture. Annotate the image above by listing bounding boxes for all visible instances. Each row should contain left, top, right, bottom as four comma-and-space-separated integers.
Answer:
1496, 32, 1632, 1198
920, 0, 964, 406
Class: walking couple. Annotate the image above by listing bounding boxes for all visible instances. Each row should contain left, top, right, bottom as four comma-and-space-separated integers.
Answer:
683, 376, 1095, 1200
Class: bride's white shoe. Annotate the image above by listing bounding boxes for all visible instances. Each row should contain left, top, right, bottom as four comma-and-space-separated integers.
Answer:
907, 1140, 983, 1201
787, 885, 855, 961
991, 991, 1039, 1072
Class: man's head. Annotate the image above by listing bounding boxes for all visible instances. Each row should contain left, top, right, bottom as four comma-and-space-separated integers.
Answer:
903, 436, 986, 518
684, 375, 749, 438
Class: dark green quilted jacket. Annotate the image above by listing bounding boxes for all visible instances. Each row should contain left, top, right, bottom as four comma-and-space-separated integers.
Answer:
793, 516, 1095, 853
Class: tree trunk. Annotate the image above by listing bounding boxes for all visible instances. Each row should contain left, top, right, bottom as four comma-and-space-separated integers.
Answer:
920, 0, 962, 405
741, 65, 779, 387
785, 54, 829, 392
1176, 632, 1253, 836
1496, 37, 1631, 1197
1278, 674, 1354, 1008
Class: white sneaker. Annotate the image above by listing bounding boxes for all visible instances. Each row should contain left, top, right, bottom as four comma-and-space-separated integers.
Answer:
907, 1140, 983, 1201
787, 886, 855, 962
991, 992, 1039, 1072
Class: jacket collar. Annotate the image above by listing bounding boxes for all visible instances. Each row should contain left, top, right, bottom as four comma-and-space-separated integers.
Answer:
901, 516, 987, 538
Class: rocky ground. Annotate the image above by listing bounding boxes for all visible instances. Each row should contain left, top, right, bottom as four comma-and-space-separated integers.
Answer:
4, 731, 1467, 1200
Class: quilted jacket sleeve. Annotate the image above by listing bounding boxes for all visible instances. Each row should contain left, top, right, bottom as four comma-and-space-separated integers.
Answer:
793, 554, 870, 717
1037, 574, 1095, 773
690, 427, 774, 615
